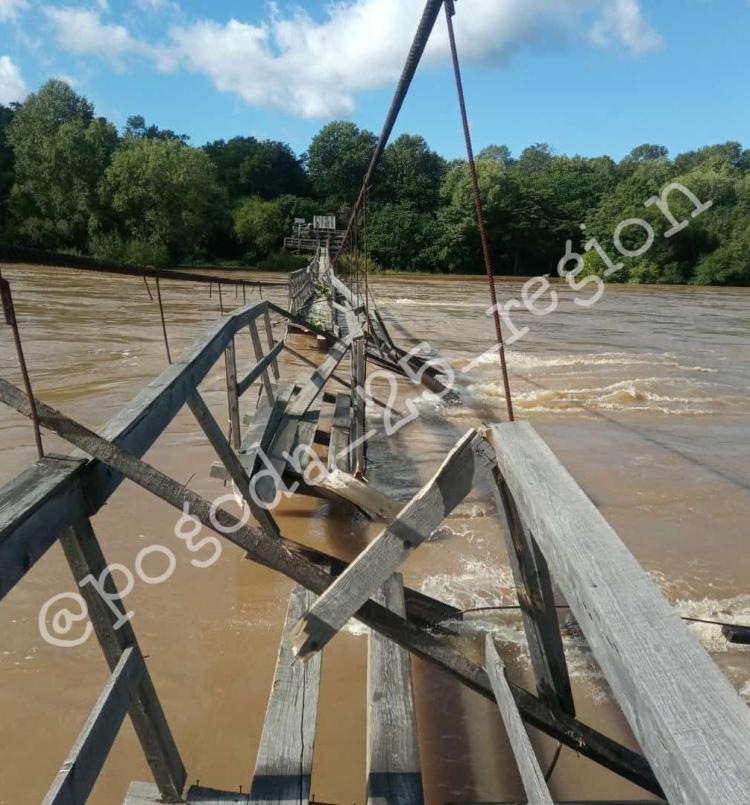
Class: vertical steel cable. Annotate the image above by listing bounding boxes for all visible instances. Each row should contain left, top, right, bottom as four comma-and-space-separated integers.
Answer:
154, 272, 172, 365
0, 270, 44, 457
444, 0, 515, 421
334, 0, 445, 263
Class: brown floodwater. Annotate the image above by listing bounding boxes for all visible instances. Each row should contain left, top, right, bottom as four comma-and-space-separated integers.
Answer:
0, 265, 749, 804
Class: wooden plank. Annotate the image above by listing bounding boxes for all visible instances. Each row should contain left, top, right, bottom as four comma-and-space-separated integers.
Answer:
451, 801, 657, 805
44, 648, 143, 805
124, 781, 247, 804
288, 395, 323, 478
237, 340, 284, 398
240, 384, 296, 477
225, 339, 242, 450
328, 393, 350, 473
60, 516, 186, 801
315, 468, 401, 522
264, 308, 280, 380
187, 392, 280, 538
0, 301, 270, 601
0, 455, 87, 600
0, 382, 661, 797
249, 585, 323, 804
352, 336, 366, 475
487, 464, 574, 716
484, 636, 554, 805
281, 343, 401, 418
249, 319, 274, 405
345, 307, 364, 341
292, 430, 488, 659
367, 574, 424, 805
286, 337, 351, 419
492, 421, 750, 805
254, 340, 350, 507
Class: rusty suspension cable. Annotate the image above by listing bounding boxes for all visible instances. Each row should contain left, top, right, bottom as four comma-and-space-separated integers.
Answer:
0, 270, 44, 457
444, 0, 515, 421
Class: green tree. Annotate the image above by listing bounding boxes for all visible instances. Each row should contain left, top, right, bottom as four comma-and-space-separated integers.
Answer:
306, 121, 376, 207
368, 203, 440, 271
101, 137, 226, 261
478, 144, 514, 166
124, 114, 189, 143
0, 103, 15, 237
233, 197, 285, 261
7, 79, 118, 250
204, 136, 309, 200
379, 134, 446, 211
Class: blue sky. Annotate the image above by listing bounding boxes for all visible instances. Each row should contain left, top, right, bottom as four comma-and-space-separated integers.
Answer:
0, 0, 748, 161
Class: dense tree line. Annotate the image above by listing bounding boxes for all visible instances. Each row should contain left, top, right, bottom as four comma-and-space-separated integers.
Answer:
0, 79, 748, 284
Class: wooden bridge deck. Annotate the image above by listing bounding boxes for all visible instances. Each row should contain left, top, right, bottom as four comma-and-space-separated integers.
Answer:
1, 244, 749, 804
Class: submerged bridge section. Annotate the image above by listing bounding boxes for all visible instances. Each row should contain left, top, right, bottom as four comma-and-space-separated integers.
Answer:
0, 245, 749, 804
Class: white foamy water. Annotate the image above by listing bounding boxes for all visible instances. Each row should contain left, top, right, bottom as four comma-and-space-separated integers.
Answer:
420, 557, 750, 703
466, 376, 738, 415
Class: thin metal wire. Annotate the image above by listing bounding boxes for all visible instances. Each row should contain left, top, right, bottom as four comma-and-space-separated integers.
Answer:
0, 270, 44, 458
444, 0, 515, 421
142, 275, 154, 302
154, 273, 172, 365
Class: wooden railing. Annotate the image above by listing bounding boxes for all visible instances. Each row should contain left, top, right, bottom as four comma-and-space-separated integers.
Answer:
0, 299, 283, 802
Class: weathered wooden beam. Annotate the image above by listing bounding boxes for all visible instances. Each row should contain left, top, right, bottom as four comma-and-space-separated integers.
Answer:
249, 319, 275, 405
485, 636, 553, 805
287, 337, 351, 419
263, 308, 280, 380
187, 391, 279, 538
60, 516, 186, 801
225, 339, 242, 450
0, 300, 269, 601
249, 584, 323, 804
124, 781, 246, 804
237, 340, 285, 398
0, 455, 87, 600
367, 574, 424, 805
492, 421, 750, 805
291, 430, 488, 659
313, 468, 402, 522
345, 307, 364, 341
487, 464, 574, 716
0, 382, 661, 796
240, 384, 296, 477
282, 342, 401, 417
256, 340, 350, 506
351, 336, 367, 475
43, 648, 144, 805
328, 393, 350, 473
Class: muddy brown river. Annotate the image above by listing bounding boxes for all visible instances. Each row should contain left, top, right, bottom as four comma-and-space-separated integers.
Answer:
1, 265, 749, 804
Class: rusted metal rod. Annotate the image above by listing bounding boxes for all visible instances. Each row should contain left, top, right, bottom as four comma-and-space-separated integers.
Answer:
154, 273, 172, 365
0, 271, 44, 458
445, 0, 515, 421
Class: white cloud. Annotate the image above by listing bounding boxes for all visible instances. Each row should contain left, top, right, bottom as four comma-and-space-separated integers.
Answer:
168, 0, 664, 118
39, 0, 664, 118
0, 0, 27, 23
589, 0, 664, 55
43, 7, 156, 64
0, 55, 27, 103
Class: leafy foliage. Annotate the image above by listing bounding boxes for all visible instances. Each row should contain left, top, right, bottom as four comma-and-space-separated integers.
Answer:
7, 80, 117, 250
101, 137, 224, 261
233, 197, 285, 262
2, 76, 750, 284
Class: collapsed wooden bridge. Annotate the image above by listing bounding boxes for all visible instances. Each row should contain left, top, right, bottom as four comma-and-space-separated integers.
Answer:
1, 245, 750, 805
2, 0, 750, 801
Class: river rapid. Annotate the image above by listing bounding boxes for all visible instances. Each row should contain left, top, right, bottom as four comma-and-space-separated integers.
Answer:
0, 266, 748, 804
